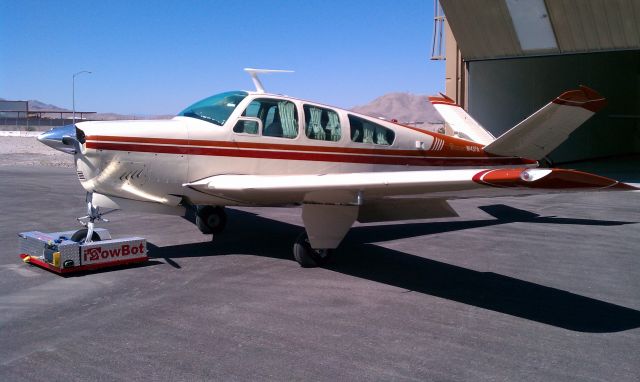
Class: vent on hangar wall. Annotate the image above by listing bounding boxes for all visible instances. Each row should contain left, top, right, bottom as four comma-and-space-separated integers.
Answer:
431, 0, 446, 60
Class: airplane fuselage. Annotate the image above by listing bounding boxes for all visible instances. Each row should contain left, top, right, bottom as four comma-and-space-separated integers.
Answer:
73, 91, 535, 207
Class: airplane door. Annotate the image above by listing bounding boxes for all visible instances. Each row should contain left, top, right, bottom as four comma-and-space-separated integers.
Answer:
228, 98, 304, 175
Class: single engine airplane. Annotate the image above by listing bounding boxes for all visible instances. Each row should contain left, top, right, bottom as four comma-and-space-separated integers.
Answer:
38, 69, 637, 267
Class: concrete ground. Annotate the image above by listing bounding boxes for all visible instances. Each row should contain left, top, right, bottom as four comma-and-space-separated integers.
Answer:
1, 165, 639, 381
0, 136, 72, 168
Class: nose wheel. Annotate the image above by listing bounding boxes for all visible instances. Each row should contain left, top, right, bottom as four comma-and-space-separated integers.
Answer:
196, 206, 227, 234
293, 231, 333, 268
74, 192, 111, 243
70, 228, 101, 243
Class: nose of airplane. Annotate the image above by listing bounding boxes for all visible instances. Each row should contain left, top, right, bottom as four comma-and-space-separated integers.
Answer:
37, 124, 85, 154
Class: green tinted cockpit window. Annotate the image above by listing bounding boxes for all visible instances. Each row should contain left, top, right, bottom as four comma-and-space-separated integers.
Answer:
178, 91, 248, 126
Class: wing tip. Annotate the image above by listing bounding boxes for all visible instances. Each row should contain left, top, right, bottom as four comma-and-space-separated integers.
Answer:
553, 85, 607, 112
428, 93, 458, 106
472, 168, 638, 190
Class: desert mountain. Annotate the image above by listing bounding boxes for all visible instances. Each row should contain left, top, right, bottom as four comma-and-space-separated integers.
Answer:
0, 98, 69, 112
0, 97, 171, 120
350, 93, 443, 125
28, 100, 70, 112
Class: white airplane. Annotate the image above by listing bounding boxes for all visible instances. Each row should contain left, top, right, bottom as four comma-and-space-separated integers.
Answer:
38, 69, 636, 267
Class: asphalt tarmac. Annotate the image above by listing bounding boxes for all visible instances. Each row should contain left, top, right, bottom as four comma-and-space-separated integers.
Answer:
1, 166, 639, 381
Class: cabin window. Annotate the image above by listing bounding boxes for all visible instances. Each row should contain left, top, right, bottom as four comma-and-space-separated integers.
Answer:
178, 91, 247, 126
235, 98, 299, 139
303, 105, 341, 142
233, 119, 259, 134
348, 115, 395, 145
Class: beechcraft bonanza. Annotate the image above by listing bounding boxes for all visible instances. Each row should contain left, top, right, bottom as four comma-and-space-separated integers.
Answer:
38, 68, 637, 267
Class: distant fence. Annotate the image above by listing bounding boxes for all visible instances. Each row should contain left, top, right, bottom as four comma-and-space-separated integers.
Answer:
0, 100, 99, 131
0, 117, 78, 131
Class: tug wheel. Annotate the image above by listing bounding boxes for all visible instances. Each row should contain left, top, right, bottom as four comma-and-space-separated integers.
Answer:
71, 228, 101, 243
196, 206, 227, 234
293, 231, 333, 268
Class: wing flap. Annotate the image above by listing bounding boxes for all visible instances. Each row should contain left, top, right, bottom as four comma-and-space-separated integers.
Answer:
358, 198, 458, 223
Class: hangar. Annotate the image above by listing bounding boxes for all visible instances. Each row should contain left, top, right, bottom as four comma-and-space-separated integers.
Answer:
434, 0, 640, 168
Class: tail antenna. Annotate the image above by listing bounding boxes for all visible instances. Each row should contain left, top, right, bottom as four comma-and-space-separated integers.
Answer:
244, 68, 294, 93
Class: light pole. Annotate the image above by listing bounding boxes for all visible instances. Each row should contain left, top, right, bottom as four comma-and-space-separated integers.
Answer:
72, 70, 91, 124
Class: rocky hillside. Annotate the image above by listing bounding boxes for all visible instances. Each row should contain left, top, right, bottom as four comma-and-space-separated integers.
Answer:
350, 92, 443, 125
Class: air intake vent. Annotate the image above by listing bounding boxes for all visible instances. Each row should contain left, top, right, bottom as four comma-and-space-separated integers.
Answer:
76, 127, 86, 143
77, 170, 86, 181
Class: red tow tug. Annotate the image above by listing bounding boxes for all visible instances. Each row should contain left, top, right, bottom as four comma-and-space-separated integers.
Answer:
19, 229, 147, 275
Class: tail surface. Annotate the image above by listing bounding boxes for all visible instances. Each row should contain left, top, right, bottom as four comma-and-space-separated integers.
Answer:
430, 86, 607, 161
428, 94, 496, 145
483, 86, 606, 160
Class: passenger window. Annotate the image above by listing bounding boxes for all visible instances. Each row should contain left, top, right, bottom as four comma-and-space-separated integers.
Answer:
235, 98, 299, 139
233, 119, 259, 134
303, 105, 341, 142
348, 115, 395, 145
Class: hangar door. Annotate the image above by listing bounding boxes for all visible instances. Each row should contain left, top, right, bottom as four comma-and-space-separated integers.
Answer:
467, 50, 640, 164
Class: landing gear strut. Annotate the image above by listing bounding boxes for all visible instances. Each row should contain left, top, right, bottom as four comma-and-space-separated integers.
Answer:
293, 231, 333, 268
74, 192, 108, 243
196, 206, 227, 234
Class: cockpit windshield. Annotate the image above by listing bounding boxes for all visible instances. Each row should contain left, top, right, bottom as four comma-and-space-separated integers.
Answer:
178, 91, 248, 126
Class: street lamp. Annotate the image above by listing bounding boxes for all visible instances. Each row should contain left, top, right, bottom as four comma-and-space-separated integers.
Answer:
72, 70, 92, 124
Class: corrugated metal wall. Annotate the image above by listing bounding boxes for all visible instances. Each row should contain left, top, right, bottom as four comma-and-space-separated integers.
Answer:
440, 0, 521, 60
548, 0, 640, 52
440, 0, 640, 60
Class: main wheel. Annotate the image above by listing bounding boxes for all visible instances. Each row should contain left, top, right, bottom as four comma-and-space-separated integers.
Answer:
196, 206, 227, 234
70, 228, 101, 243
293, 231, 333, 268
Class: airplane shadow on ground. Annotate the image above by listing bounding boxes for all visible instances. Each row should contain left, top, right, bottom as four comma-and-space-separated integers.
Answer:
147, 204, 640, 333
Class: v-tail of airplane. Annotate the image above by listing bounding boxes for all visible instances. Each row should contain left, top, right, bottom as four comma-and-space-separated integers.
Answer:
429, 85, 607, 161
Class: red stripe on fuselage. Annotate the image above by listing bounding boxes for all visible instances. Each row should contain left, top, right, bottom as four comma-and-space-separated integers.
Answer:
85, 139, 533, 167
86, 134, 489, 158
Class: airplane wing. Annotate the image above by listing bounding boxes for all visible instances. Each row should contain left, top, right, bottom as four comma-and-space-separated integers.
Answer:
185, 167, 634, 207
185, 168, 634, 249
483, 86, 607, 160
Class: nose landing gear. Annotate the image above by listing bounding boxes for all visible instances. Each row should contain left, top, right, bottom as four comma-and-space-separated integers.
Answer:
74, 192, 111, 243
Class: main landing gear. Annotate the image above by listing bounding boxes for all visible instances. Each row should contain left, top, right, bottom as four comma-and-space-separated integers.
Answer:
193, 203, 351, 269
293, 231, 333, 268
196, 206, 227, 234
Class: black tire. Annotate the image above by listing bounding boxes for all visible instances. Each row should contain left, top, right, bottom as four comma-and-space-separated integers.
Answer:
70, 228, 101, 243
293, 231, 333, 268
196, 206, 227, 234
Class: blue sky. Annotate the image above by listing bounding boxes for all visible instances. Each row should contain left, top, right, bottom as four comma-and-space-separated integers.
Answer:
0, 0, 444, 115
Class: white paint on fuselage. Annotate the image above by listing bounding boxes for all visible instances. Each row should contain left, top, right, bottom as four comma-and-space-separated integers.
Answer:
73, 92, 534, 207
